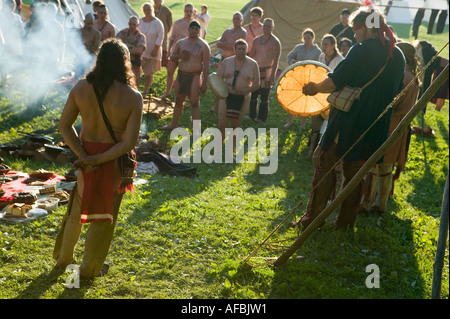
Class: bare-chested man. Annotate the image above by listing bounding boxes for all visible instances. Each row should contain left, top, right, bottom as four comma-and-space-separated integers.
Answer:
249, 18, 281, 123
116, 16, 146, 86
93, 4, 116, 40
217, 12, 247, 60
160, 21, 210, 130
154, 0, 173, 68
160, 3, 195, 99
54, 39, 143, 278
218, 39, 260, 146
243, 6, 264, 54
211, 12, 247, 112
76, 13, 101, 78
80, 13, 101, 54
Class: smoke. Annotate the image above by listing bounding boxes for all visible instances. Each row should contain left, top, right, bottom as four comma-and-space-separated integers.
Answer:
0, 2, 95, 105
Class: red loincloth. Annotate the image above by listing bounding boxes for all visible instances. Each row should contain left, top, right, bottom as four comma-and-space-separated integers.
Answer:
80, 141, 116, 224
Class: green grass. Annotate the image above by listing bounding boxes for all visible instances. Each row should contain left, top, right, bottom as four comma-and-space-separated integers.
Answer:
0, 0, 448, 300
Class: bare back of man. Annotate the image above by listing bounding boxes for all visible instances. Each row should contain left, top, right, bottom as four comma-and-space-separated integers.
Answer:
59, 79, 142, 196
55, 39, 142, 279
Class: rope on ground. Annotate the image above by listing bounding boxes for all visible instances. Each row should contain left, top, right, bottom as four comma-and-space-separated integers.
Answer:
242, 41, 449, 268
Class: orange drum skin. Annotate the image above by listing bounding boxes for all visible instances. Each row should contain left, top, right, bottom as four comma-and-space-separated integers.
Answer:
276, 61, 331, 117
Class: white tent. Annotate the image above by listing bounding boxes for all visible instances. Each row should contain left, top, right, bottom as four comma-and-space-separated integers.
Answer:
372, 0, 449, 24
325, 1, 448, 24
63, 0, 139, 31
21, 0, 139, 31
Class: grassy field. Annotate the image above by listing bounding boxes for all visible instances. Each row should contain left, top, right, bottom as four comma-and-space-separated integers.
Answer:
0, 0, 448, 302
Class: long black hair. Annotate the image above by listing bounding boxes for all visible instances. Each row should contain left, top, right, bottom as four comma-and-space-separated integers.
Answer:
86, 38, 136, 100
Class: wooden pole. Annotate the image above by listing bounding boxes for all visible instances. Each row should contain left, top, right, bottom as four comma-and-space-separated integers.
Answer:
274, 64, 449, 267
431, 172, 449, 299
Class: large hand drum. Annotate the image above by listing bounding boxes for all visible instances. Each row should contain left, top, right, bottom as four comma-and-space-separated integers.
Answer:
276, 61, 332, 117
208, 72, 229, 99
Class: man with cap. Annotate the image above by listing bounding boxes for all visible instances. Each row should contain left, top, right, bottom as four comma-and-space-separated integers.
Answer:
329, 8, 356, 45
160, 20, 210, 130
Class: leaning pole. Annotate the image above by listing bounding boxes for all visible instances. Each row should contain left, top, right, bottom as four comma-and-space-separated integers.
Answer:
431, 172, 449, 299
274, 64, 449, 267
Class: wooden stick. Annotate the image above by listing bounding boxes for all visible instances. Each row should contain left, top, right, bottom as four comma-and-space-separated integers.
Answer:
274, 64, 449, 267
431, 172, 449, 299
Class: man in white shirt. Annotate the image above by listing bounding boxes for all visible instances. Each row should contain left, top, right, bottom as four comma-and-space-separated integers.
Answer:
138, 2, 164, 98
194, 4, 211, 39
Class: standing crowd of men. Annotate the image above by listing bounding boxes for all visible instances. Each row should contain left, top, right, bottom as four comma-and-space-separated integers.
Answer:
1, 0, 443, 277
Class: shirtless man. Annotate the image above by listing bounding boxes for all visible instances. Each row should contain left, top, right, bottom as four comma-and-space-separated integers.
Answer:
217, 12, 247, 60
54, 39, 143, 278
93, 4, 116, 40
80, 13, 101, 54
211, 12, 247, 112
116, 16, 146, 86
160, 3, 195, 99
218, 39, 260, 146
154, 0, 172, 68
243, 6, 264, 54
76, 13, 101, 78
160, 21, 210, 130
249, 18, 281, 123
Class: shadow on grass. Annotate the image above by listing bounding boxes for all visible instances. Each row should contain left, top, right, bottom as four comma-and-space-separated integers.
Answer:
127, 104, 241, 222
406, 137, 448, 217
266, 209, 425, 298
436, 116, 449, 147
14, 266, 93, 299
241, 121, 315, 234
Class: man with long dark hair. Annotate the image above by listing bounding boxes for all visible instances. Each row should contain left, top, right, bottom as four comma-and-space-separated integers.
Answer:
53, 39, 143, 278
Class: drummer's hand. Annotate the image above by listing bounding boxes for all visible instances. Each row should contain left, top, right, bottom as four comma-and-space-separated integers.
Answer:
269, 75, 275, 87
303, 82, 318, 96
199, 82, 208, 94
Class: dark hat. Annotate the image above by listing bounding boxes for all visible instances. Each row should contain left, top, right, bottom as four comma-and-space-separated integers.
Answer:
189, 20, 201, 29
341, 9, 351, 15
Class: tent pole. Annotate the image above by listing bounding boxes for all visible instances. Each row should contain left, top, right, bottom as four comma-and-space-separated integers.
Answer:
431, 172, 449, 299
273, 64, 449, 267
